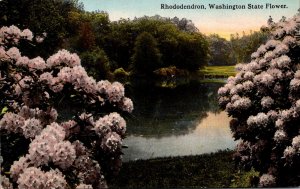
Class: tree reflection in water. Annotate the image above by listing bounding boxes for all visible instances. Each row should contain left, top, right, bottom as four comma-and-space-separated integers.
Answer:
123, 79, 236, 161
125, 79, 223, 138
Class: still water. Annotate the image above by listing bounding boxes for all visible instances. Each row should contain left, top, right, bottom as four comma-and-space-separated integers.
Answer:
123, 80, 236, 161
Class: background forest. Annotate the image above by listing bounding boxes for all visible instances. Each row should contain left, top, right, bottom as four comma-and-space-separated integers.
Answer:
0, 0, 269, 80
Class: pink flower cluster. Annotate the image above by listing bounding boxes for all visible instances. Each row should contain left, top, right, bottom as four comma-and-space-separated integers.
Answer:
0, 25, 33, 45
1, 25, 134, 189
0, 106, 58, 139
17, 167, 67, 189
0, 175, 13, 189
94, 112, 126, 137
218, 14, 300, 186
259, 174, 276, 187
283, 135, 300, 163
46, 49, 81, 68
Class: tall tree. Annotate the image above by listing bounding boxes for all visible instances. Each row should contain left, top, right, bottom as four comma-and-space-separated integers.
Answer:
131, 32, 162, 75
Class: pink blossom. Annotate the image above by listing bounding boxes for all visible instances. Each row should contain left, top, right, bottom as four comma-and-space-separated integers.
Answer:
101, 132, 122, 152
231, 94, 241, 103
284, 20, 298, 35
218, 87, 229, 96
229, 87, 238, 96
243, 61, 259, 72
22, 118, 43, 139
227, 76, 236, 84
267, 68, 283, 80
218, 96, 230, 107
0, 175, 13, 189
39, 72, 54, 85
259, 174, 276, 187
283, 146, 296, 160
17, 167, 46, 189
44, 169, 67, 189
258, 58, 268, 68
235, 63, 244, 71
28, 56, 46, 70
28, 136, 52, 166
120, 97, 134, 113
97, 80, 111, 94
273, 43, 289, 56
40, 123, 66, 142
231, 97, 251, 111
265, 40, 280, 49
16, 56, 30, 67
273, 28, 285, 39
254, 72, 274, 87
257, 44, 267, 55
243, 71, 255, 80
267, 110, 278, 121
292, 135, 300, 149
107, 82, 125, 103
242, 81, 254, 91
251, 52, 259, 59
276, 55, 291, 68
21, 29, 33, 41
46, 49, 80, 68
264, 51, 276, 61
0, 112, 25, 133
7, 47, 21, 60
247, 112, 269, 127
10, 155, 30, 182
52, 141, 76, 170
282, 36, 296, 46
95, 112, 126, 137
290, 78, 300, 91
261, 96, 274, 109
274, 129, 287, 142
0, 47, 9, 61
275, 119, 284, 128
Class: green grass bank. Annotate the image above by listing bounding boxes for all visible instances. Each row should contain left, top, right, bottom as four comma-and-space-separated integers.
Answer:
199, 66, 236, 78
107, 150, 257, 188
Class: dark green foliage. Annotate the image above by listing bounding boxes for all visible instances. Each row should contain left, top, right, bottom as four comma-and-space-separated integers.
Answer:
131, 32, 162, 75
0, 0, 83, 57
80, 48, 112, 80
103, 18, 210, 73
230, 30, 269, 63
174, 33, 209, 70
113, 68, 130, 81
208, 34, 233, 65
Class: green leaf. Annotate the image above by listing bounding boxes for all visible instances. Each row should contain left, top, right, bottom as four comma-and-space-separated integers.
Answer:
1, 107, 8, 115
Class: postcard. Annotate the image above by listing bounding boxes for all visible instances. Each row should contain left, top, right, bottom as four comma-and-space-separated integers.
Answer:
0, 0, 299, 188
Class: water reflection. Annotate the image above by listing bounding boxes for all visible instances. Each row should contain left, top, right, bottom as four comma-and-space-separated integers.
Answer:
123, 111, 235, 161
123, 80, 236, 161
125, 80, 222, 137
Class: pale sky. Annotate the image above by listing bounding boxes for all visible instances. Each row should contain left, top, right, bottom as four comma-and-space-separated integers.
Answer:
80, 0, 299, 39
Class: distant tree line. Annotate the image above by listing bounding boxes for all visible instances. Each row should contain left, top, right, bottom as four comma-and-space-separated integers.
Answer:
208, 30, 269, 66
0, 0, 270, 79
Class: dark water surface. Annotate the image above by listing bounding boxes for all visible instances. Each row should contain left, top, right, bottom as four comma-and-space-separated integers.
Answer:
123, 80, 236, 161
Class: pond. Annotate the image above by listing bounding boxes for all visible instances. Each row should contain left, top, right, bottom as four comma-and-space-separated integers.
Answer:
122, 79, 236, 161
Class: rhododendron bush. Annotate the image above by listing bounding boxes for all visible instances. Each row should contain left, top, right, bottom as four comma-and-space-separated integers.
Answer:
218, 14, 300, 187
0, 26, 133, 189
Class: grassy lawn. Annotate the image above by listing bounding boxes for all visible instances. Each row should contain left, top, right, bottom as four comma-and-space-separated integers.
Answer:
199, 66, 236, 78
107, 150, 239, 188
